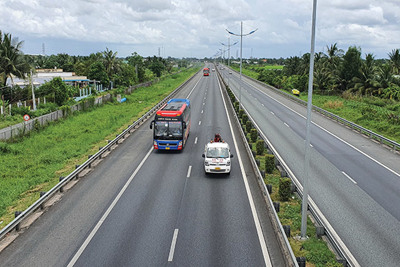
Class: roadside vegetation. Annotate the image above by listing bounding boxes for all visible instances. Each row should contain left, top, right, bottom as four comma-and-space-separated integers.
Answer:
1, 30, 194, 129
0, 67, 199, 229
227, 86, 342, 266
229, 44, 400, 143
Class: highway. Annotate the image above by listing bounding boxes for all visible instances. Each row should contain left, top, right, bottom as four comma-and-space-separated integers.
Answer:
0, 68, 286, 266
220, 67, 400, 266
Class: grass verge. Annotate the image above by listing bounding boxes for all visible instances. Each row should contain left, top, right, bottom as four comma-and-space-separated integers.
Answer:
238, 66, 400, 144
0, 67, 200, 229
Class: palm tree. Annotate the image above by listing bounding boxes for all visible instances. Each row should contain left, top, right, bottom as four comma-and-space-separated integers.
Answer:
102, 48, 119, 77
351, 53, 379, 96
0, 31, 30, 87
388, 49, 400, 74
376, 64, 393, 94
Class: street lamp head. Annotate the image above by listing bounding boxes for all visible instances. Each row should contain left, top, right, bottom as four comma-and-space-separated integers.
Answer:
226, 29, 238, 36
249, 29, 258, 35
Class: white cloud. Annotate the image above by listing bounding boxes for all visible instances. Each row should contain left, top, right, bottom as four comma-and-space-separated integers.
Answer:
0, 0, 399, 58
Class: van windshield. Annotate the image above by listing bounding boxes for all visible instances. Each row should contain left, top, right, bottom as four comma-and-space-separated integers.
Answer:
206, 147, 229, 158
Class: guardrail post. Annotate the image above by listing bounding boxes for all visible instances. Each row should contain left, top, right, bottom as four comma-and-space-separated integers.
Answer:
40, 191, 46, 210
75, 165, 80, 179
99, 147, 103, 159
59, 176, 65, 192
14, 211, 22, 231
316, 225, 325, 238
282, 225, 290, 237
273, 202, 280, 212
88, 155, 92, 168
266, 184, 272, 194
296, 257, 306, 267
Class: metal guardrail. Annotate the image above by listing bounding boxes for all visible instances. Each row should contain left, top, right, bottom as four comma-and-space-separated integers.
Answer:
216, 70, 298, 266
231, 67, 400, 153
222, 67, 359, 266
0, 69, 199, 242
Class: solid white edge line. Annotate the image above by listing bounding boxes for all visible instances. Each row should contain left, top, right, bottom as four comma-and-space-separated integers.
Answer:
217, 77, 272, 267
243, 78, 400, 178
186, 75, 202, 99
187, 165, 192, 178
241, 99, 360, 267
168, 229, 179, 262
67, 147, 154, 267
342, 171, 357, 184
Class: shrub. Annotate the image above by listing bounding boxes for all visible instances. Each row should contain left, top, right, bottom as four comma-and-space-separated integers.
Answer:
246, 121, 252, 133
242, 114, 248, 125
250, 128, 258, 142
265, 154, 275, 173
279, 178, 291, 201
256, 140, 265, 155
238, 109, 244, 119
234, 101, 239, 112
11, 106, 35, 117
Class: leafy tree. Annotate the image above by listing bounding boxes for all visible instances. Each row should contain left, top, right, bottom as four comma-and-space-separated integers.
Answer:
146, 56, 166, 77
283, 56, 302, 76
127, 52, 146, 82
339, 46, 362, 91
112, 63, 136, 87
87, 61, 109, 86
38, 77, 73, 106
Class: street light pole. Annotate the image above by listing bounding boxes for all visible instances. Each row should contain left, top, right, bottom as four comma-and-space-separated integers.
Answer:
30, 70, 36, 111
221, 38, 238, 69
301, 0, 318, 239
226, 21, 257, 107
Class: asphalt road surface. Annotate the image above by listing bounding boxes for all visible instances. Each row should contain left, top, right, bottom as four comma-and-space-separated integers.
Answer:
220, 66, 400, 266
0, 68, 286, 266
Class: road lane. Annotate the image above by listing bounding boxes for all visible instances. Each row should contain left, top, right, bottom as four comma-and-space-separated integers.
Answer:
223, 66, 400, 266
0, 67, 286, 266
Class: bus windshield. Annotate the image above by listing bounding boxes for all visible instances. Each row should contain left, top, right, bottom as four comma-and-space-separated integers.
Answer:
154, 121, 183, 139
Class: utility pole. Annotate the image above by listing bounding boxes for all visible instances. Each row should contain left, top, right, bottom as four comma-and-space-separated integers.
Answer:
30, 70, 36, 111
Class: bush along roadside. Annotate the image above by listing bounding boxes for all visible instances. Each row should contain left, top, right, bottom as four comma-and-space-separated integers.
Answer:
0, 69, 193, 141
226, 84, 343, 267
0, 67, 200, 231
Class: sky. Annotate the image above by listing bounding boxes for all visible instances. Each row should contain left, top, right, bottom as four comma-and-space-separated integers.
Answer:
1, 0, 399, 59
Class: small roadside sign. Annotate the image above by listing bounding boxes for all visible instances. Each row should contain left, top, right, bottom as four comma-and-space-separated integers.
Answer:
23, 114, 30, 121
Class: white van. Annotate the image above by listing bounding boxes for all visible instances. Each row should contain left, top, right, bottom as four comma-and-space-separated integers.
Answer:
202, 141, 233, 175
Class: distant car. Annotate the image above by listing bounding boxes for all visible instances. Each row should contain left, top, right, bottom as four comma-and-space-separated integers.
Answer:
202, 140, 233, 175
212, 68, 215, 72
229, 71, 232, 74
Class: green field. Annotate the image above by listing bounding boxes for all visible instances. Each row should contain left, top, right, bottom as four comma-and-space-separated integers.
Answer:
236, 66, 400, 144
0, 67, 199, 228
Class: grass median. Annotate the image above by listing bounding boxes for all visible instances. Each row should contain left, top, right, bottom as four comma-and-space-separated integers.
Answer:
0, 67, 200, 229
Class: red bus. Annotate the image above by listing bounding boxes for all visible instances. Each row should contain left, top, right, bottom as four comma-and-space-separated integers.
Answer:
203, 67, 210, 76
150, 98, 191, 150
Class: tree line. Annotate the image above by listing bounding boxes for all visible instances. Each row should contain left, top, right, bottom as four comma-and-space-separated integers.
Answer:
0, 30, 191, 106
245, 44, 400, 101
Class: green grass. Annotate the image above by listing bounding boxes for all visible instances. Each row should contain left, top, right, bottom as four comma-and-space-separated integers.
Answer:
296, 94, 400, 143
0, 115, 23, 129
239, 66, 400, 144
260, 65, 284, 70
0, 67, 199, 229
245, 135, 341, 266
